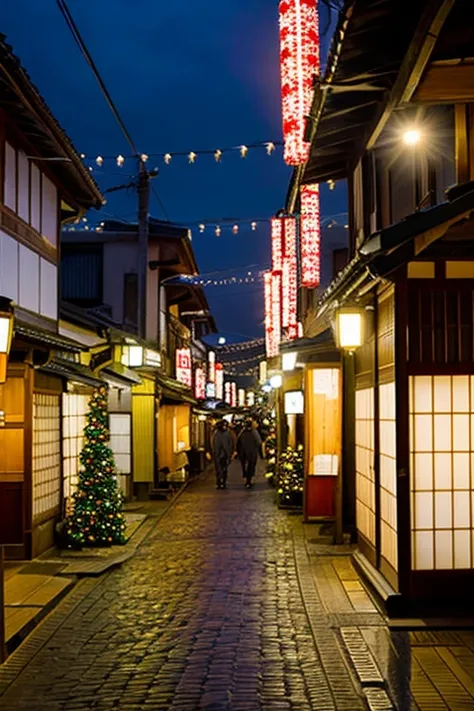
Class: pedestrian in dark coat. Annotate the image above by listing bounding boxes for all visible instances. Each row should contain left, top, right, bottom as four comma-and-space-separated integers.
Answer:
237, 420, 262, 488
212, 420, 234, 489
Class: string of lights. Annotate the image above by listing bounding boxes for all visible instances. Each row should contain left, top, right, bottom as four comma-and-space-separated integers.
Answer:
217, 337, 264, 353
63, 213, 349, 235
79, 141, 283, 169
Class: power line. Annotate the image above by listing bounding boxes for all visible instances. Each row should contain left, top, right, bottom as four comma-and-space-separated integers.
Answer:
150, 182, 170, 222
56, 0, 138, 156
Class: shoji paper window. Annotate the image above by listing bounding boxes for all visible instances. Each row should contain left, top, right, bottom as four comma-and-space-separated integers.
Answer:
379, 382, 398, 571
356, 388, 376, 545
110, 413, 131, 497
62, 393, 89, 506
410, 375, 474, 571
32, 394, 61, 520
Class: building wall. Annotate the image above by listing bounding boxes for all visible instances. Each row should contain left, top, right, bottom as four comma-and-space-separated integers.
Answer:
102, 242, 137, 324
0, 231, 57, 320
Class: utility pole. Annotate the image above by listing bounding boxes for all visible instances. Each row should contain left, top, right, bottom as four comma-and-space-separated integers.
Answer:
137, 162, 150, 339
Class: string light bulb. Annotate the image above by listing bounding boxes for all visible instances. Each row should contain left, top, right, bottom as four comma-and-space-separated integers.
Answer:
199, 223, 205, 233
164, 153, 172, 164
328, 180, 335, 190
141, 153, 148, 163
233, 224, 239, 235
189, 151, 197, 164
80, 153, 86, 159
215, 226, 221, 237
116, 155, 125, 167
88, 166, 93, 172
240, 145, 248, 158
95, 156, 104, 167
266, 142, 276, 155
251, 221, 257, 231
214, 149, 222, 162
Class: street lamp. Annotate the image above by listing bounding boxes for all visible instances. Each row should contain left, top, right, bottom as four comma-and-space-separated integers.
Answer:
402, 129, 421, 146
0, 297, 14, 384
334, 307, 363, 350
269, 374, 283, 389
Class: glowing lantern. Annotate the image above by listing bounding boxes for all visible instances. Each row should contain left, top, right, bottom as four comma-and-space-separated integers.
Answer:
176, 348, 192, 387
279, 0, 320, 166
194, 367, 206, 400
264, 272, 274, 359
271, 272, 282, 355
281, 217, 298, 334
300, 183, 321, 287
271, 218, 283, 272
215, 362, 224, 401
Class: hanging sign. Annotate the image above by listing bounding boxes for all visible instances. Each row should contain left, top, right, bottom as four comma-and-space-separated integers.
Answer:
176, 348, 192, 387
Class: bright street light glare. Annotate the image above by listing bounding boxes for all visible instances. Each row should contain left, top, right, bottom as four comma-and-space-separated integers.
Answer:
218, 337, 226, 345
403, 129, 421, 146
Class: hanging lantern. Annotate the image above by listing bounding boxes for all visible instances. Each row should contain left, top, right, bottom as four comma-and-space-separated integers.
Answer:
271, 217, 283, 272
300, 183, 321, 287
281, 217, 298, 335
279, 0, 320, 166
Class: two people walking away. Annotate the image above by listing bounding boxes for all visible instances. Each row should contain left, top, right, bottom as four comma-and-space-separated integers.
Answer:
237, 419, 262, 489
212, 419, 234, 489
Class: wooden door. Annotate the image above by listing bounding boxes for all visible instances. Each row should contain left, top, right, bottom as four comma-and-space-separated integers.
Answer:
0, 364, 31, 557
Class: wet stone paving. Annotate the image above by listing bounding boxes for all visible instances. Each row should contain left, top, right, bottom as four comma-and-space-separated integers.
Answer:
0, 462, 364, 711
3, 464, 474, 709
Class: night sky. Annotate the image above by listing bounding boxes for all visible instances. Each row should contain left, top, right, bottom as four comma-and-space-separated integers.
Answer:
1, 0, 347, 341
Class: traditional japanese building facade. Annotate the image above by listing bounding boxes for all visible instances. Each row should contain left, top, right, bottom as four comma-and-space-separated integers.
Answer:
0, 35, 104, 558
286, 0, 474, 612
61, 220, 216, 498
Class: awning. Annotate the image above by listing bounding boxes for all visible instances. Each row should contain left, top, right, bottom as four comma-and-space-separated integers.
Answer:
40, 358, 103, 388
157, 373, 197, 406
280, 331, 340, 365
14, 323, 83, 353
102, 363, 142, 388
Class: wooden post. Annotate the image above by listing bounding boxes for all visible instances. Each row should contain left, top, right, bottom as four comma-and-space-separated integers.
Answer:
0, 546, 6, 664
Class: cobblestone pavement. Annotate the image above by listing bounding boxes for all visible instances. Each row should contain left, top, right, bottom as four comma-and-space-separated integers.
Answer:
0, 462, 365, 711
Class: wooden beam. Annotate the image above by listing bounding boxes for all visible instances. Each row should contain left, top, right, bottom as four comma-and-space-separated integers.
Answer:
455, 104, 469, 184
366, 0, 455, 150
412, 62, 474, 103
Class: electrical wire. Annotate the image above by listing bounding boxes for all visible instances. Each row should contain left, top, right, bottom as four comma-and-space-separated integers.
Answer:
56, 0, 138, 156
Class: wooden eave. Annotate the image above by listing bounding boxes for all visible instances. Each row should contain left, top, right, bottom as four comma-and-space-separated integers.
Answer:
0, 34, 104, 210
286, 0, 457, 211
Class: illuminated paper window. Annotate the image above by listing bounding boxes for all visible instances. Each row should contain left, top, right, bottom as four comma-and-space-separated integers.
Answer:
379, 382, 398, 571
306, 368, 340, 478
410, 375, 474, 571
32, 394, 61, 521
62, 393, 89, 507
355, 388, 376, 546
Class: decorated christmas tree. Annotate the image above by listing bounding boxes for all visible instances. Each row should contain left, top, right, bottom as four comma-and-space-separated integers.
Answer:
264, 425, 277, 487
66, 386, 127, 548
277, 444, 304, 508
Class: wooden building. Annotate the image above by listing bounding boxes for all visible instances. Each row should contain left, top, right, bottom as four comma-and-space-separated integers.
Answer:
286, 0, 474, 612
0, 35, 103, 558
61, 220, 216, 497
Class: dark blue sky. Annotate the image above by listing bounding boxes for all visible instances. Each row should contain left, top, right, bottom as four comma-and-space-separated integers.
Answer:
1, 0, 346, 340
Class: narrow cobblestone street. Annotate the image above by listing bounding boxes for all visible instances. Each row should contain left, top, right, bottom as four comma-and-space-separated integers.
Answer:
0, 463, 364, 711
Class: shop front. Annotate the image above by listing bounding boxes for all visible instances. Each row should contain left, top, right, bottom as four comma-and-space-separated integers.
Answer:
280, 335, 342, 532
156, 374, 196, 483
0, 322, 94, 559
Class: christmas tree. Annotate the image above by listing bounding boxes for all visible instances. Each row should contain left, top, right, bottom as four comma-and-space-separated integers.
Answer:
66, 386, 127, 547
277, 444, 304, 508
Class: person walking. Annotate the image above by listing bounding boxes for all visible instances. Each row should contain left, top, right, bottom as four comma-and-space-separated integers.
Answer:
212, 420, 234, 489
237, 419, 262, 489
